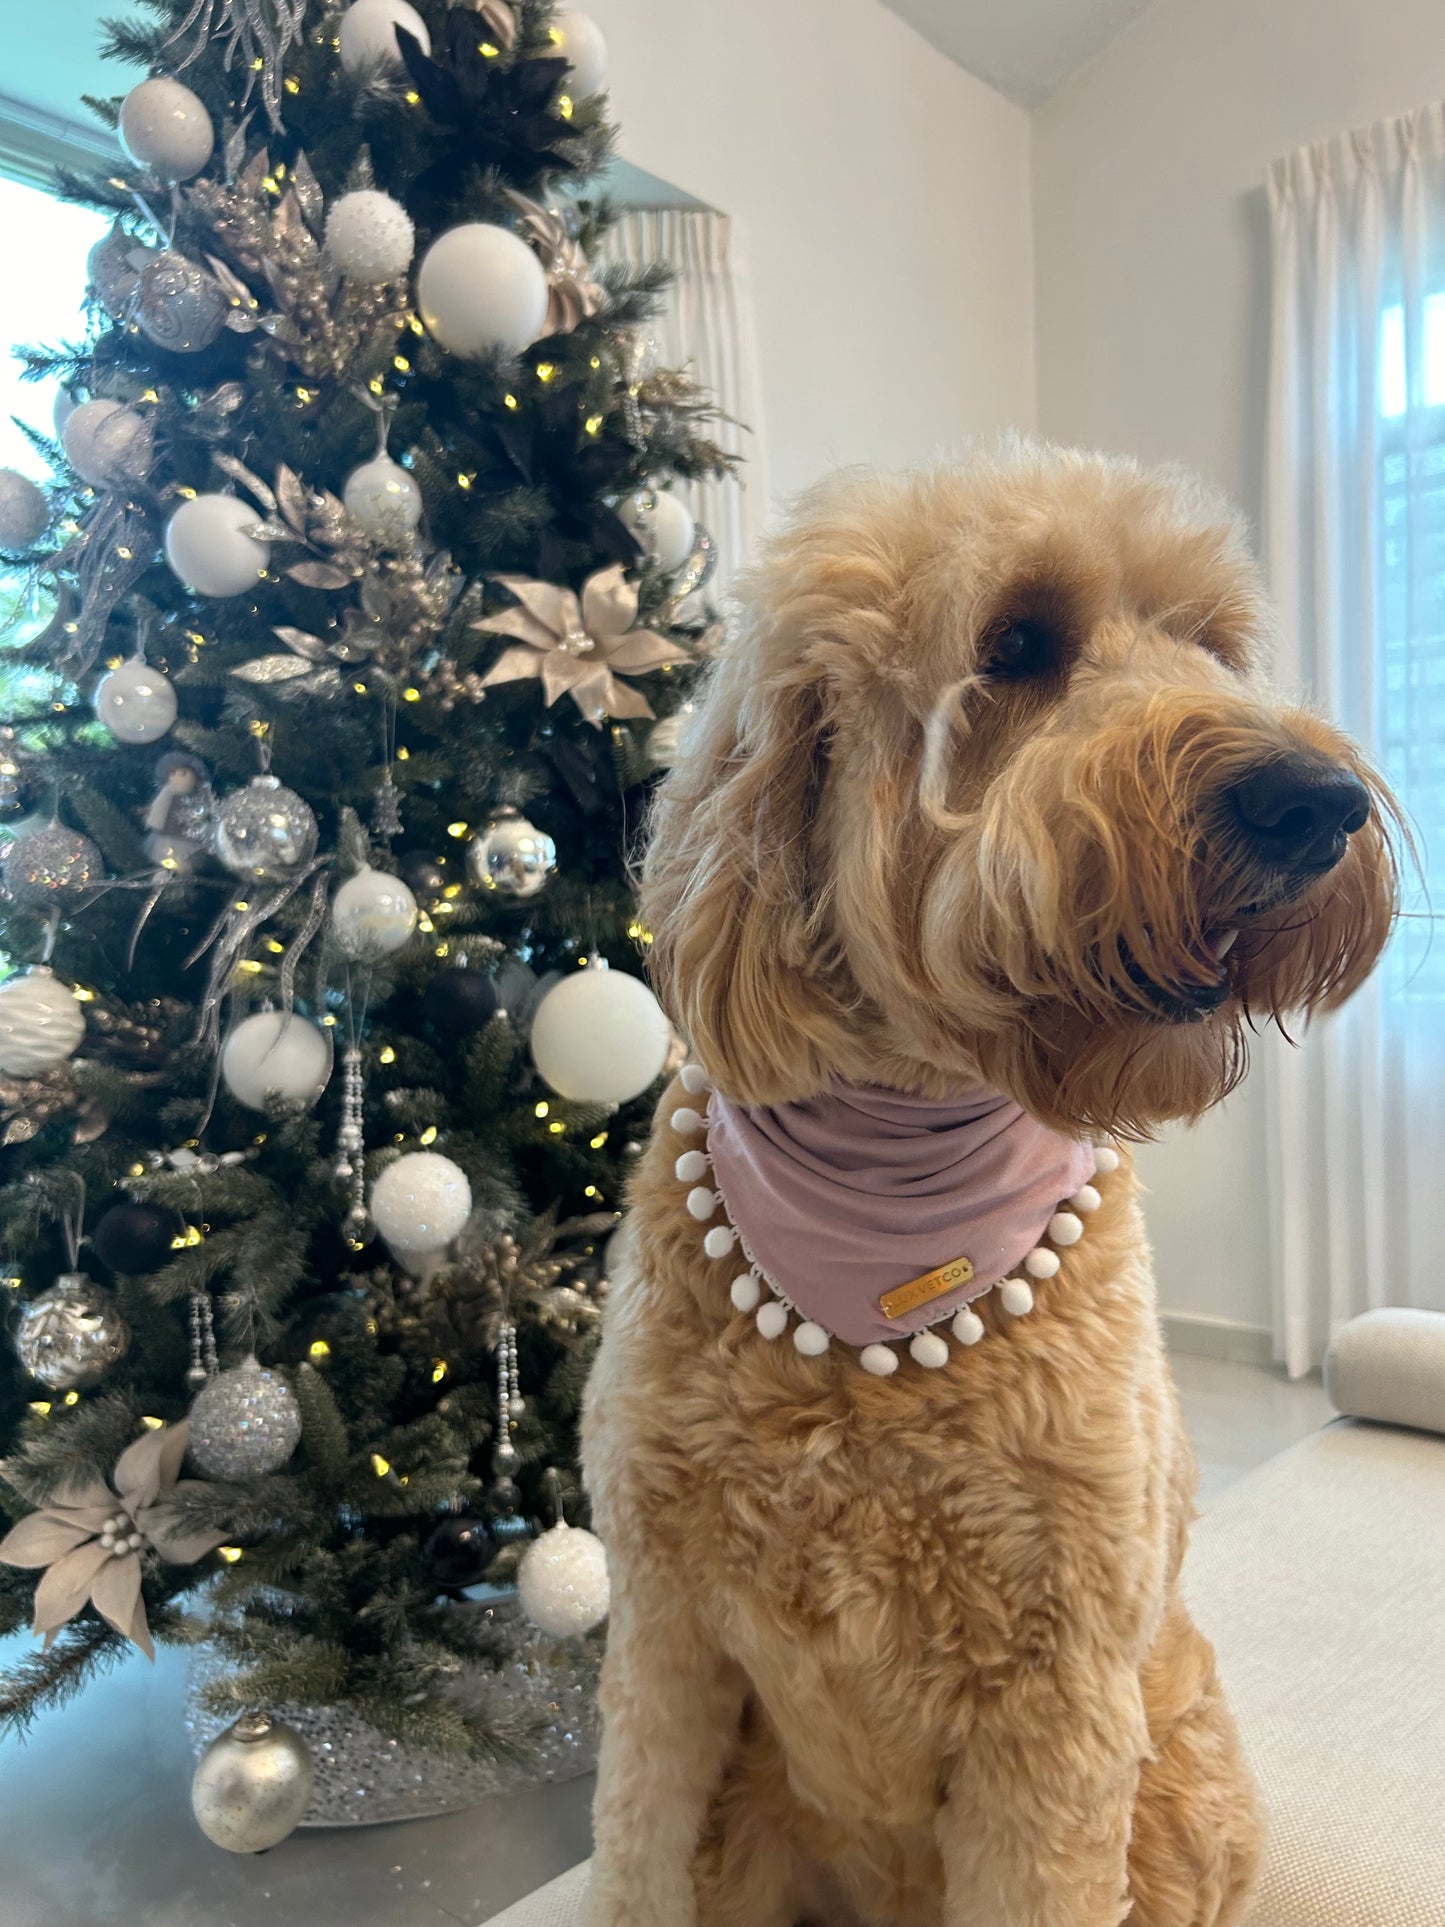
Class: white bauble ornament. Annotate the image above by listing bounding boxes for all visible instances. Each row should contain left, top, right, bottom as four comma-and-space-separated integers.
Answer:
213, 776, 317, 880
517, 1521, 610, 1636
188, 1355, 304, 1478
221, 1010, 331, 1112
530, 959, 671, 1105
325, 189, 415, 283
63, 399, 151, 489
370, 1151, 472, 1257
119, 77, 215, 183
0, 469, 49, 549
331, 865, 418, 959
466, 807, 557, 898
618, 489, 696, 575
94, 657, 178, 745
165, 494, 271, 598
343, 455, 423, 548
338, 0, 431, 72
0, 967, 86, 1076
417, 224, 549, 360
192, 1713, 314, 1853
550, 11, 608, 99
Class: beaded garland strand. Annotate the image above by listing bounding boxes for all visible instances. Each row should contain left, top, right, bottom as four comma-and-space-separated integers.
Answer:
670, 1065, 1121, 1375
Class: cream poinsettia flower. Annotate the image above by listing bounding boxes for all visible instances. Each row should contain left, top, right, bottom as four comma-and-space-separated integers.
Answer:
473, 565, 690, 726
0, 1420, 226, 1659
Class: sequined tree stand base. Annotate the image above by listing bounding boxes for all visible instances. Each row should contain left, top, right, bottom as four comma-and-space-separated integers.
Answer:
185, 1599, 602, 1827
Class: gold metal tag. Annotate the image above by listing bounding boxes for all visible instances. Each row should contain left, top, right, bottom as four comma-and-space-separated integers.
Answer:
879, 1255, 975, 1321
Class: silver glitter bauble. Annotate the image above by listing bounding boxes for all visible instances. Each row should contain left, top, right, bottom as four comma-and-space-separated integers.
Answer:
466, 807, 557, 899
2, 824, 104, 907
191, 1713, 314, 1854
134, 251, 228, 354
517, 1522, 610, 1637
12, 1272, 131, 1390
188, 1355, 303, 1478
213, 776, 318, 881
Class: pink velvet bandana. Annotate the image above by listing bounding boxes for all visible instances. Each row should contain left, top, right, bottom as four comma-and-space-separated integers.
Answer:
703, 1081, 1097, 1350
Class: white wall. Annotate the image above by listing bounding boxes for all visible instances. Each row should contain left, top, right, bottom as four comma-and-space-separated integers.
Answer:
590, 0, 1036, 506
1033, 0, 1445, 1332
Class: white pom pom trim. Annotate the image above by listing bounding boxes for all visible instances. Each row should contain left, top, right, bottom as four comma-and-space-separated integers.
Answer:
1092, 1143, 1120, 1173
686, 1185, 718, 1222
1069, 1183, 1102, 1214
1000, 1278, 1035, 1317
910, 1331, 949, 1368
756, 1301, 788, 1340
671, 1107, 706, 1135
1024, 1246, 1061, 1279
860, 1344, 899, 1376
952, 1307, 985, 1346
703, 1225, 736, 1260
674, 1149, 709, 1184
1047, 1210, 1084, 1247
793, 1321, 830, 1356
730, 1272, 762, 1313
680, 1063, 712, 1094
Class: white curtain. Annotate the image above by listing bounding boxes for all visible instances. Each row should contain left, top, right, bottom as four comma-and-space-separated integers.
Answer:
596, 208, 767, 589
1266, 105, 1445, 1376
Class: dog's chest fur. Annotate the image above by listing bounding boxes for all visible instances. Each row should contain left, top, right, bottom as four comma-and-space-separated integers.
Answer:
583, 1092, 1191, 1829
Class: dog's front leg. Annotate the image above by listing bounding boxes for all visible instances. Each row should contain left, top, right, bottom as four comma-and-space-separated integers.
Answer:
936, 1671, 1147, 1927
586, 1586, 743, 1927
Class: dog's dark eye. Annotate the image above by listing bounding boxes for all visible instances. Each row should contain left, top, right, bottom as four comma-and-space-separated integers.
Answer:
984, 618, 1059, 680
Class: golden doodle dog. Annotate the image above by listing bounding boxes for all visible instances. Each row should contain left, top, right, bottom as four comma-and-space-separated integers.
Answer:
581, 444, 1399, 1927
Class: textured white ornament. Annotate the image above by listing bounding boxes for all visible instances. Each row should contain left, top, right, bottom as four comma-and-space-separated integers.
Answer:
517, 1521, 610, 1637
325, 189, 416, 283
550, 11, 608, 98
221, 1010, 331, 1112
530, 960, 671, 1105
94, 657, 177, 745
119, 77, 214, 182
339, 0, 431, 70
11, 1272, 130, 1390
371, 1151, 473, 1256
0, 967, 86, 1076
617, 489, 696, 575
417, 224, 549, 360
343, 454, 423, 548
63, 399, 151, 489
0, 469, 49, 549
331, 865, 418, 959
188, 1356, 303, 1479
191, 1713, 314, 1854
166, 494, 271, 598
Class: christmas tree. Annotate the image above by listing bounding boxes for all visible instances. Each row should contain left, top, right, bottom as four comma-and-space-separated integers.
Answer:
0, 0, 727, 1817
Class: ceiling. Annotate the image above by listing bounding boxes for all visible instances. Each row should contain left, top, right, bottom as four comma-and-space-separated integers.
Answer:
882, 0, 1156, 107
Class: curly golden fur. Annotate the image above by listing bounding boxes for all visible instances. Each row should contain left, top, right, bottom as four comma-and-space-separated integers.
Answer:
581, 444, 1399, 1927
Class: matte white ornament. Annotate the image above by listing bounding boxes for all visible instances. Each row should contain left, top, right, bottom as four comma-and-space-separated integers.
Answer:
417, 223, 549, 359
166, 494, 271, 598
673, 1150, 708, 1183
516, 1521, 610, 1636
685, 1185, 716, 1222
910, 1331, 949, 1368
550, 10, 608, 98
94, 656, 177, 745
794, 1321, 830, 1356
119, 77, 214, 182
1047, 1210, 1084, 1247
1000, 1278, 1035, 1317
370, 1150, 472, 1256
952, 1307, 985, 1346
670, 1107, 706, 1135
338, 0, 431, 71
191, 1713, 314, 1854
1093, 1144, 1120, 1174
331, 865, 418, 959
530, 959, 671, 1105
679, 1063, 711, 1094
343, 454, 423, 548
0, 967, 85, 1076
617, 490, 696, 574
221, 1011, 331, 1112
1070, 1183, 1102, 1214
860, 1344, 899, 1377
63, 399, 150, 488
1024, 1246, 1060, 1279
0, 469, 49, 549
325, 188, 416, 283
730, 1273, 761, 1313
755, 1301, 788, 1340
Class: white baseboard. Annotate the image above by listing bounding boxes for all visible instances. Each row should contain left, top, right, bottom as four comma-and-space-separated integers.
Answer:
1162, 1311, 1274, 1368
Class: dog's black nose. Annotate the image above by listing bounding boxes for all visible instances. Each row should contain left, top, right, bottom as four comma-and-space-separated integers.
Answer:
1230, 757, 1371, 870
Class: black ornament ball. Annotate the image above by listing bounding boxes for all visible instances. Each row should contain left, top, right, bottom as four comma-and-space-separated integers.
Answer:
423, 1515, 493, 1588
93, 1200, 186, 1274
424, 968, 499, 1037
401, 855, 446, 899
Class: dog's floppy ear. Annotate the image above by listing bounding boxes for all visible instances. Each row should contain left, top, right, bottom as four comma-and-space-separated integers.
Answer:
641, 629, 847, 1106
